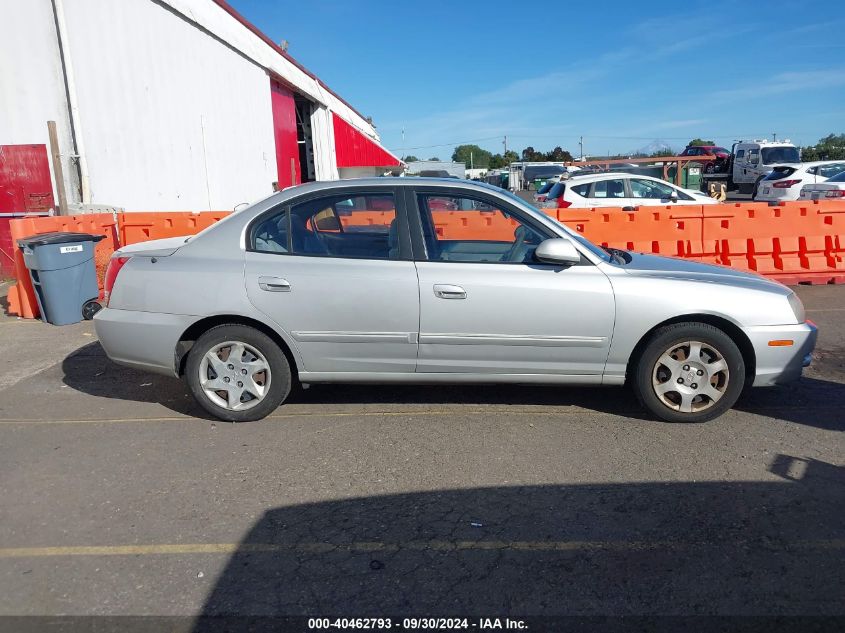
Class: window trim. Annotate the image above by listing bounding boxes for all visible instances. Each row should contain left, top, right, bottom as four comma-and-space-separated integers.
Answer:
407, 186, 589, 266
245, 186, 413, 261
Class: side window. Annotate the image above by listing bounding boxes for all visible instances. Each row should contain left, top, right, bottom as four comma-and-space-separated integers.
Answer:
417, 194, 548, 263
252, 193, 399, 260
570, 183, 590, 197
819, 164, 845, 179
590, 179, 626, 199
735, 149, 745, 161
629, 178, 677, 199
747, 149, 760, 164
252, 209, 289, 253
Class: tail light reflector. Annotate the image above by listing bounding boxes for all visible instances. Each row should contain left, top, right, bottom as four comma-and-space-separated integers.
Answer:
825, 190, 845, 198
103, 256, 130, 306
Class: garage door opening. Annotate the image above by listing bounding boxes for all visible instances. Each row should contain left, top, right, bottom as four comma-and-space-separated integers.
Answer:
294, 94, 315, 183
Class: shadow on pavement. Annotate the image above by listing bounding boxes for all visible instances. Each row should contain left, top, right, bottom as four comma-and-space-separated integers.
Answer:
62, 342, 845, 429
194, 455, 843, 619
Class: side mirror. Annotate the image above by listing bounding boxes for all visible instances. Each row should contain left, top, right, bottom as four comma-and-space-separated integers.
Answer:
668, 191, 679, 203
534, 238, 581, 266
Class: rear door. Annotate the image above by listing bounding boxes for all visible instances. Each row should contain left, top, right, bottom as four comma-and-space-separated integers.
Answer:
244, 186, 420, 374
409, 187, 615, 376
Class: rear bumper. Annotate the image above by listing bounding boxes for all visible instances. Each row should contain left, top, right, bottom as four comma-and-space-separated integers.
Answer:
93, 308, 198, 377
744, 321, 818, 387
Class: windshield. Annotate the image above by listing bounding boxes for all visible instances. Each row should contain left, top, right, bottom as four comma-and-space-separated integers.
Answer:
495, 188, 612, 263
761, 146, 800, 165
523, 165, 565, 180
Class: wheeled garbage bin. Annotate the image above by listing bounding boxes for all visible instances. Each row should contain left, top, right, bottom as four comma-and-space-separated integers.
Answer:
17, 231, 105, 325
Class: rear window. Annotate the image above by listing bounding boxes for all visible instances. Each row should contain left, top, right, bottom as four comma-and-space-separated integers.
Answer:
819, 163, 845, 179
546, 182, 566, 199
761, 147, 800, 165
764, 167, 797, 180
827, 171, 845, 183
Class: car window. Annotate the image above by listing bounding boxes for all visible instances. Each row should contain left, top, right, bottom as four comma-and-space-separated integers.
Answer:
590, 179, 626, 199
629, 178, 677, 199
747, 149, 760, 164
417, 194, 548, 263
570, 182, 590, 197
761, 147, 800, 165
252, 193, 400, 260
826, 171, 845, 183
735, 149, 745, 160
819, 164, 845, 179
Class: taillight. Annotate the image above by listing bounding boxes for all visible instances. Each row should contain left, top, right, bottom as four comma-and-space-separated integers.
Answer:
772, 179, 801, 188
825, 190, 845, 198
103, 256, 130, 306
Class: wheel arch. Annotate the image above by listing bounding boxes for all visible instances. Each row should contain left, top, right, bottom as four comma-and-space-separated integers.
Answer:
625, 314, 756, 385
176, 314, 299, 378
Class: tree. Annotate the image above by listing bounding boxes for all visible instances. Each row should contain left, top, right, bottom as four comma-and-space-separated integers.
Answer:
452, 144, 492, 168
521, 146, 545, 162
547, 146, 573, 162
801, 133, 845, 161
688, 138, 714, 146
403, 155, 419, 162
489, 150, 520, 169
428, 156, 440, 161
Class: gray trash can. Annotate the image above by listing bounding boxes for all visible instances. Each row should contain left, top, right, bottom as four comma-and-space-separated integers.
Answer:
17, 231, 105, 326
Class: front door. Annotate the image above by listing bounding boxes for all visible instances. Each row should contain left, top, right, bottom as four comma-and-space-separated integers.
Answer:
244, 188, 419, 374
409, 189, 615, 376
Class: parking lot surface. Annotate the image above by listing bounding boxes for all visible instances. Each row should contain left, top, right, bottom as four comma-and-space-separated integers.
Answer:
0, 284, 842, 619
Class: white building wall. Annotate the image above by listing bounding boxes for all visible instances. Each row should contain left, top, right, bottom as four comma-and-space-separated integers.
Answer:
61, 0, 277, 211
0, 0, 78, 203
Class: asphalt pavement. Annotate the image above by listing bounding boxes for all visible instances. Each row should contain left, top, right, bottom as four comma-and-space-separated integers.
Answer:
0, 283, 842, 624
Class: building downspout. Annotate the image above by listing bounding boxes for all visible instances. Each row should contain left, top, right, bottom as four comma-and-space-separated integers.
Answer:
50, 0, 91, 204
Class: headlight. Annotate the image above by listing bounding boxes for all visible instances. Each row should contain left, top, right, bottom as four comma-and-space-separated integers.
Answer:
787, 292, 805, 323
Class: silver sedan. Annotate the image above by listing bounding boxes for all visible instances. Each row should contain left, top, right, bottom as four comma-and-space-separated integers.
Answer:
94, 178, 817, 423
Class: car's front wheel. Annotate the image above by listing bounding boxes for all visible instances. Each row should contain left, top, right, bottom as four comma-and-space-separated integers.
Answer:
186, 324, 291, 421
633, 323, 745, 423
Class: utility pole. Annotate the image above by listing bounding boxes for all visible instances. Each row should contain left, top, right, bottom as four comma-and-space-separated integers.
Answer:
470, 151, 474, 170
503, 135, 508, 155
579, 136, 584, 160
773, 132, 777, 142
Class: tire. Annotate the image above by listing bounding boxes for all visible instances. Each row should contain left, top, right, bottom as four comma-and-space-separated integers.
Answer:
632, 322, 745, 423
186, 324, 291, 422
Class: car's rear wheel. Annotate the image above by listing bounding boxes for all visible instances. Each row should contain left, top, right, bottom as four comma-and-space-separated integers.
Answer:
633, 322, 745, 423
186, 324, 291, 422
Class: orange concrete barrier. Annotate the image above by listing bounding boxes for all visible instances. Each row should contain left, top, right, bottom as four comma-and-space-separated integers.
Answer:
7, 213, 120, 318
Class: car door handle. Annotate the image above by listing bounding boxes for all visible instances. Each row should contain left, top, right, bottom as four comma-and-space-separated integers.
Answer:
433, 284, 466, 299
258, 276, 291, 292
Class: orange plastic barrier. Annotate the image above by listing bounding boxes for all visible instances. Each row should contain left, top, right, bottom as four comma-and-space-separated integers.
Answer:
6, 201, 845, 319
7, 213, 120, 318
119, 211, 230, 245
702, 201, 845, 284
553, 205, 705, 260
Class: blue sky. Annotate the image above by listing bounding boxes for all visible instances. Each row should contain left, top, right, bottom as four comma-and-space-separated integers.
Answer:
232, 0, 844, 157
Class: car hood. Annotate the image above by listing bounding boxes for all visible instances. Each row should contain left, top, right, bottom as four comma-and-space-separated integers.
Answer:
116, 235, 190, 257
619, 252, 788, 293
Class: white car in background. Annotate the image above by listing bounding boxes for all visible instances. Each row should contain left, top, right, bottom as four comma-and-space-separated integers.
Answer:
798, 169, 845, 201
755, 161, 845, 202
540, 173, 719, 209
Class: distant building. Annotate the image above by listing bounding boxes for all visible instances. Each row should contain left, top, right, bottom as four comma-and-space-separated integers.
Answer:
1, 0, 402, 213
405, 161, 466, 179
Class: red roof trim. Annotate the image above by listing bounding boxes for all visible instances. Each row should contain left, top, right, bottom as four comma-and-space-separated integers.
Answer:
211, 0, 370, 123
332, 114, 403, 168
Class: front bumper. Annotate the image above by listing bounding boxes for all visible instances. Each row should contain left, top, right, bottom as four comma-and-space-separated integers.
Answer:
744, 321, 818, 387
94, 308, 198, 377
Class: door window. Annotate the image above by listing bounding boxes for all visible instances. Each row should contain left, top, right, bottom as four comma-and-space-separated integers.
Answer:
417, 194, 548, 263
590, 179, 627, 199
629, 178, 678, 199
818, 163, 845, 179
250, 193, 400, 260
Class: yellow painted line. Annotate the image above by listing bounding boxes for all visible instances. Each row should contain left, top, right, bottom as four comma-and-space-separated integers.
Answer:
0, 539, 841, 559
0, 403, 842, 426
0, 409, 624, 425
